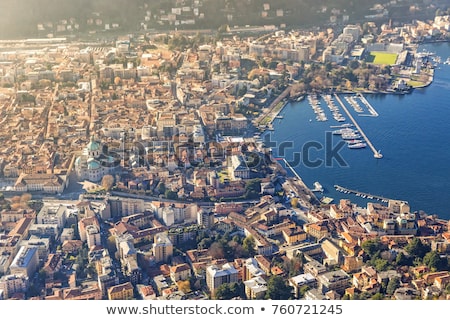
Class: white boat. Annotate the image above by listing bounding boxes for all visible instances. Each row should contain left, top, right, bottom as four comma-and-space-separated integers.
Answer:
348, 142, 367, 149
332, 128, 355, 135
346, 139, 364, 144
342, 133, 362, 140
313, 181, 324, 192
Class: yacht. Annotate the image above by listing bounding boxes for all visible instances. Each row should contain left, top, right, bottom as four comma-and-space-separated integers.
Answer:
348, 142, 367, 149
342, 133, 362, 140
332, 128, 355, 135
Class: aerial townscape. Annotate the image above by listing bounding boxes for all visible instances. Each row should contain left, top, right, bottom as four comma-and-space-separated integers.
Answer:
1, 0, 450, 301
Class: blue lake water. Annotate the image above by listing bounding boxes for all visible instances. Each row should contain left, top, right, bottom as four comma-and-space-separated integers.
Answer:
266, 42, 450, 219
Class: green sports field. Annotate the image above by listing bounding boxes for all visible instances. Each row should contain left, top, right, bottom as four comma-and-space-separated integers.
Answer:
366, 51, 398, 65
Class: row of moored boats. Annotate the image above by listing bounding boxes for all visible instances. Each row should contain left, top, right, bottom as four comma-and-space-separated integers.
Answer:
332, 126, 367, 149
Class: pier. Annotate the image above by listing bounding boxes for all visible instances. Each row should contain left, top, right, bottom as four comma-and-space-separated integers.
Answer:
357, 93, 379, 117
334, 184, 400, 203
334, 94, 383, 159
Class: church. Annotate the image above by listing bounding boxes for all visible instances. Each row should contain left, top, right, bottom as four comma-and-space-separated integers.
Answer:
74, 136, 115, 182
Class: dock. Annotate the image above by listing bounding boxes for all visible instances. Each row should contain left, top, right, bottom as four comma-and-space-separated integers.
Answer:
357, 93, 379, 117
334, 94, 383, 159
334, 184, 399, 203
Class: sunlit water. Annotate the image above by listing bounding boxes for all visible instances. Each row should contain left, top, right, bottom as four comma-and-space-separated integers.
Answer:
266, 42, 450, 219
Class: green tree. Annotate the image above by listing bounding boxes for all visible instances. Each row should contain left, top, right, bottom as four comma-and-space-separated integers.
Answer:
266, 275, 293, 300
245, 178, 261, 199
214, 283, 232, 299
373, 258, 389, 272
157, 182, 166, 194
423, 250, 448, 271
386, 277, 400, 295
242, 236, 256, 257
298, 285, 310, 299
165, 189, 178, 200
214, 282, 244, 300
371, 292, 385, 300
405, 238, 430, 259
361, 239, 383, 257
395, 251, 412, 266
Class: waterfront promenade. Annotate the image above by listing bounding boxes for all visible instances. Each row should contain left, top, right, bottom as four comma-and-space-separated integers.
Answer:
254, 86, 291, 129
334, 94, 383, 159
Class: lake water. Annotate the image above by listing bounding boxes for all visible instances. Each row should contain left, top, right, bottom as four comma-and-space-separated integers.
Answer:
266, 42, 450, 219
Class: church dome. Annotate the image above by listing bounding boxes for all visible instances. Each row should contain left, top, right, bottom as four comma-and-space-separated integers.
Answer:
86, 135, 100, 152
87, 158, 101, 170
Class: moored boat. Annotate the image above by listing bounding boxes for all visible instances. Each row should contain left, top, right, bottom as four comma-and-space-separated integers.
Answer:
348, 142, 367, 149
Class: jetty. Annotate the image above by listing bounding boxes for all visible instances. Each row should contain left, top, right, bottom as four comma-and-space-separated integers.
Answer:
357, 93, 379, 117
334, 184, 402, 203
334, 94, 383, 159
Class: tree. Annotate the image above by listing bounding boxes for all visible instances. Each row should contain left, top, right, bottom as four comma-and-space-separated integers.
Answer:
214, 282, 244, 300
101, 174, 115, 191
290, 197, 299, 208
177, 280, 191, 293
107, 235, 117, 258
373, 258, 389, 272
266, 275, 293, 300
165, 189, 178, 200
405, 238, 430, 259
157, 182, 166, 194
423, 250, 448, 271
242, 236, 256, 257
208, 242, 225, 259
361, 239, 383, 258
298, 285, 310, 299
386, 277, 400, 295
395, 251, 412, 266
20, 193, 32, 203
371, 292, 385, 300
245, 178, 261, 199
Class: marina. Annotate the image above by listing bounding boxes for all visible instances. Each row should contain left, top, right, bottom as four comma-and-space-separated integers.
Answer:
323, 94, 346, 122
334, 184, 404, 204
268, 42, 450, 218
334, 94, 383, 159
307, 94, 328, 122
345, 95, 364, 113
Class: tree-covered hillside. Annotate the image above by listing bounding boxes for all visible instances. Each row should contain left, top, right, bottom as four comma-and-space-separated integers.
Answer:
0, 0, 447, 39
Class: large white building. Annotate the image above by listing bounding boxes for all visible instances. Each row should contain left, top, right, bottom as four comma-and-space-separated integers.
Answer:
75, 135, 115, 182
37, 203, 67, 230
86, 225, 102, 249
206, 263, 238, 298
9, 246, 39, 277
152, 233, 173, 263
